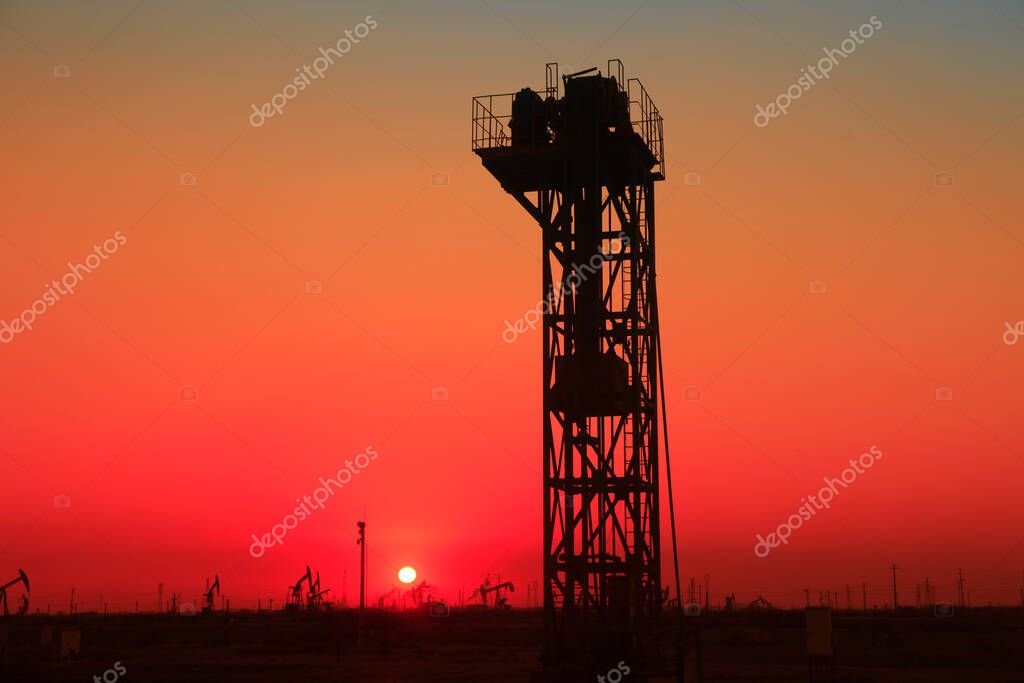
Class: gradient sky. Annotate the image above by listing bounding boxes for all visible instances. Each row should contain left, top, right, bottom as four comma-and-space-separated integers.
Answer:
1, 0, 1022, 612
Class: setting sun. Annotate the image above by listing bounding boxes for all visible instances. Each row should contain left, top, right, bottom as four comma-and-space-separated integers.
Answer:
398, 566, 417, 584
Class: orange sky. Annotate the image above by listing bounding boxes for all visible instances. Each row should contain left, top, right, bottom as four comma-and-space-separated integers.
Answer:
1, 0, 1022, 612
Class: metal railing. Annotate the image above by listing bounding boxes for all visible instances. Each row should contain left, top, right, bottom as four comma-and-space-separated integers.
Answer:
472, 92, 514, 151
608, 59, 625, 91
627, 78, 665, 178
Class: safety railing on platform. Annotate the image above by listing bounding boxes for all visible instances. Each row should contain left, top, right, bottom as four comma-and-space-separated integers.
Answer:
472, 93, 514, 151
608, 59, 625, 91
627, 78, 665, 178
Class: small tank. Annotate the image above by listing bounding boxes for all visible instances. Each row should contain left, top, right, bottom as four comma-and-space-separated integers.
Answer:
510, 87, 546, 147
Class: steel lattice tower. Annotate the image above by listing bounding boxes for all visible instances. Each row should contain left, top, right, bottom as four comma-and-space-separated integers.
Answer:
473, 61, 666, 668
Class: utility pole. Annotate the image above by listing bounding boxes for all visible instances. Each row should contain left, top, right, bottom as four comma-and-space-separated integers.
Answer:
916, 583, 921, 608
845, 584, 851, 610
804, 588, 810, 607
924, 577, 932, 606
357, 520, 366, 647
357, 521, 366, 610
862, 582, 867, 610
705, 574, 711, 613
891, 564, 898, 610
957, 569, 966, 607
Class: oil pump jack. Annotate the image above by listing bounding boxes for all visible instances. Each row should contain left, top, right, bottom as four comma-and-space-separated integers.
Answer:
471, 577, 515, 610
481, 581, 515, 610
287, 566, 313, 610
203, 575, 220, 614
0, 569, 30, 616
307, 569, 332, 610
288, 566, 331, 610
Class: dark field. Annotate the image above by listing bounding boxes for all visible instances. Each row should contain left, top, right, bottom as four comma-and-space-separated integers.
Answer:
2, 608, 1022, 682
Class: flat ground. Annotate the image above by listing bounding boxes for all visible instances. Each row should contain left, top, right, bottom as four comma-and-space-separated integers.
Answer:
2, 608, 1022, 682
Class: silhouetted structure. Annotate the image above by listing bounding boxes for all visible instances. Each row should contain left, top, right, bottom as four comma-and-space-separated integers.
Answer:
306, 569, 331, 609
479, 580, 515, 609
203, 575, 220, 614
891, 563, 899, 609
357, 521, 367, 646
474, 60, 667, 678
0, 569, 29, 616
287, 566, 314, 610
357, 521, 366, 611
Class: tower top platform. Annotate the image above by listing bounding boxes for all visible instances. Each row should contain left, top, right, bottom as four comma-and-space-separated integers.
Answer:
472, 61, 664, 193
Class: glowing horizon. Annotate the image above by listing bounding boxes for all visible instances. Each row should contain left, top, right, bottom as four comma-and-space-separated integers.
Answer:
1, 0, 1022, 613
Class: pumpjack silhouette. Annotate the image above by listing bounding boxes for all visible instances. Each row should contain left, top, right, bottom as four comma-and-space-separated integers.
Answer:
1, 569, 30, 616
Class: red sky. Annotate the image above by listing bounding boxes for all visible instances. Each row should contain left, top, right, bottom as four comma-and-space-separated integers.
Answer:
1, 0, 1022, 612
